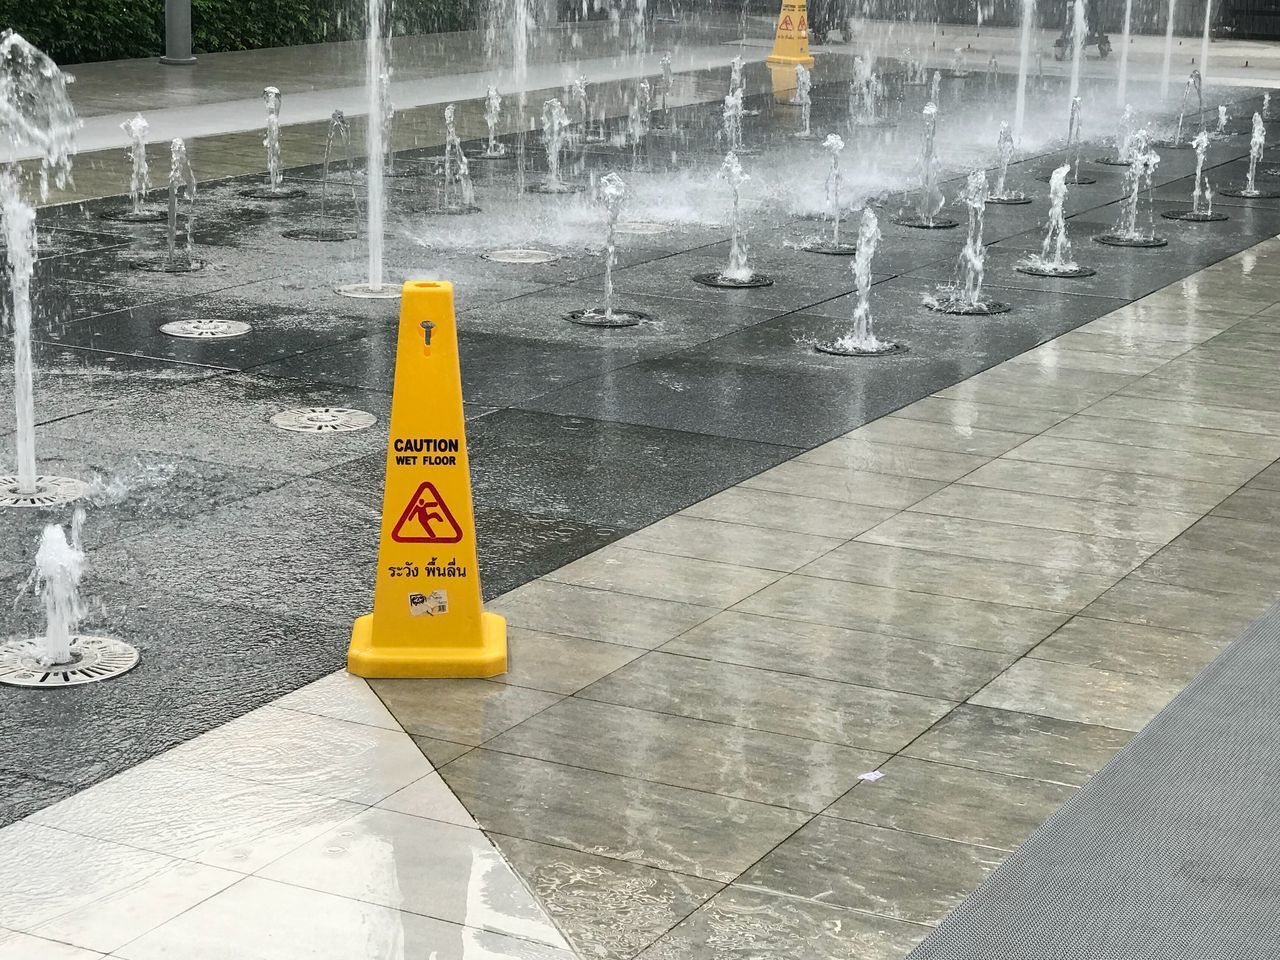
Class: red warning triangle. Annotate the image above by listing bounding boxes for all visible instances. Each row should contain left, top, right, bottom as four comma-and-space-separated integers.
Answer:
779, 13, 794, 31
798, 15, 807, 31
391, 482, 464, 544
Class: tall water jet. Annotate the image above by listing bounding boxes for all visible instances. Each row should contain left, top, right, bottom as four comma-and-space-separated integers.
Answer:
793, 65, 815, 140
988, 121, 1030, 204
1199, 0, 1213, 86
1163, 130, 1227, 221
723, 88, 746, 154
894, 102, 958, 229
1098, 104, 1136, 164
282, 110, 359, 242
135, 138, 201, 272
693, 152, 773, 288
850, 57, 890, 129
654, 54, 675, 131
1161, 0, 1177, 97
0, 31, 86, 509
927, 170, 1009, 315
930, 70, 942, 105
103, 114, 165, 222
0, 512, 139, 687
985, 56, 1000, 98
431, 103, 479, 214
815, 209, 903, 357
243, 87, 306, 199
574, 75, 604, 145
1117, 0, 1133, 106
1042, 96, 1095, 184
1265, 93, 1273, 121
950, 47, 971, 78
1163, 70, 1203, 146
1017, 164, 1096, 276
530, 98, 581, 193
337, 0, 396, 298
1014, 0, 1035, 140
1223, 113, 1280, 198
566, 173, 647, 327
1068, 0, 1087, 105
1212, 103, 1229, 138
805, 134, 856, 254
475, 86, 508, 159
1095, 128, 1167, 246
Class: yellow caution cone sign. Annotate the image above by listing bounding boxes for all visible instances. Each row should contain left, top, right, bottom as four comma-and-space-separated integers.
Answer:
766, 0, 814, 68
348, 281, 507, 679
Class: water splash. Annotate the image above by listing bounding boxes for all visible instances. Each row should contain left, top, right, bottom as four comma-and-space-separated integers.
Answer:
1214, 104, 1228, 138
1174, 70, 1203, 144
1265, 93, 1273, 121
793, 65, 812, 139
23, 512, 87, 666
821, 208, 892, 354
316, 110, 358, 236
850, 57, 884, 128
990, 121, 1022, 200
1113, 104, 1136, 163
1113, 129, 1161, 239
262, 86, 284, 191
1019, 164, 1083, 274
443, 103, 476, 209
1243, 112, 1266, 196
720, 151, 753, 282
930, 70, 941, 104
599, 172, 625, 320
722, 88, 744, 154
0, 31, 77, 199
1189, 130, 1213, 215
957, 170, 989, 307
660, 54, 673, 114
166, 138, 197, 266
482, 86, 506, 157
913, 102, 943, 223
541, 98, 571, 189
121, 114, 151, 214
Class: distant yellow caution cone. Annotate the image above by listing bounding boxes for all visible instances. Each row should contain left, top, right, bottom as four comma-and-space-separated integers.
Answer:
348, 281, 507, 679
766, 0, 814, 68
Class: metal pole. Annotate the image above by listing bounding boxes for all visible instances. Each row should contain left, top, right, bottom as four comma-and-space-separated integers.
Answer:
160, 0, 197, 65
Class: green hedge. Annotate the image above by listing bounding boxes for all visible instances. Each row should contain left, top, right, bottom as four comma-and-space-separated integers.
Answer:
1, 0, 472, 66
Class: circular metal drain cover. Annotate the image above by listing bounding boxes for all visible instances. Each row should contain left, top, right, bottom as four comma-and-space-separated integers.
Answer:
527, 181, 585, 194
283, 227, 358, 242
160, 318, 252, 339
271, 407, 376, 433
132, 257, 205, 273
693, 271, 775, 288
803, 240, 858, 256
1161, 210, 1229, 222
335, 283, 401, 300
616, 221, 670, 235
1094, 233, 1168, 248
0, 636, 139, 687
485, 248, 558, 264
927, 299, 1012, 316
100, 208, 168, 223
987, 195, 1033, 205
565, 307, 648, 327
815, 338, 907, 357
0, 637, 138, 688
1036, 172, 1096, 185
892, 215, 960, 230
1222, 188, 1280, 199
0, 475, 88, 508
1016, 263, 1097, 278
240, 185, 308, 200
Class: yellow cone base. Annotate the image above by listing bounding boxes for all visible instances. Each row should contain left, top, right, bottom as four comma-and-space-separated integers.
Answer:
348, 609, 507, 679
766, 54, 814, 67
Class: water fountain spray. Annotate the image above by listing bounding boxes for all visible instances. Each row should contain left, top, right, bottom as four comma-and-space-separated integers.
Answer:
1223, 113, 1279, 198
1068, 0, 1087, 105
793, 65, 815, 140
1095, 128, 1167, 246
1199, 0, 1213, 86
0, 511, 139, 687
930, 70, 942, 105
1213, 104, 1229, 139
927, 170, 1008, 315
815, 209, 903, 357
1098, 104, 1136, 165
694, 152, 773, 288
950, 47, 971, 79
566, 173, 647, 327
531, 98, 581, 193
1164, 70, 1203, 147
103, 115, 166, 222
337, 0, 396, 298
134, 138, 201, 273
1042, 97, 1095, 185
895, 102, 958, 229
432, 103, 479, 214
243, 87, 306, 199
988, 121, 1030, 204
575, 75, 604, 145
1117, 0, 1133, 106
985, 56, 999, 98
1014, 0, 1034, 139
722, 88, 748, 156
283, 110, 359, 243
850, 57, 890, 129
475, 86, 508, 159
1017, 164, 1095, 277
1265, 93, 1273, 121
1160, 0, 1177, 98
1163, 131, 1228, 221
805, 135, 856, 255
0, 32, 87, 509
902, 47, 926, 86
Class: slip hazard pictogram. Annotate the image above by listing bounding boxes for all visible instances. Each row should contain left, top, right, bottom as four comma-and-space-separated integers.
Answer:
391, 481, 464, 543
778, 13, 794, 31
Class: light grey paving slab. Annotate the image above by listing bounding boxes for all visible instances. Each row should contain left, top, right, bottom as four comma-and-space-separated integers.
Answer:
486, 696, 884, 813
496, 627, 647, 695
1082, 577, 1276, 640
623, 514, 844, 573
738, 815, 1003, 925
958, 458, 1238, 514
891, 396, 1070, 435
490, 579, 717, 650
681, 485, 898, 539
1119, 373, 1280, 415
1147, 355, 1280, 391
368, 679, 563, 746
970, 659, 1184, 732
411, 735, 473, 768
733, 575, 1068, 655
797, 438, 990, 482
1040, 328, 1193, 360
739, 460, 948, 510
1044, 413, 1280, 460
840, 415, 1032, 457
857, 512, 1160, 579
1031, 616, 1225, 683
907, 484, 1202, 545
493, 835, 723, 960
577, 652, 954, 754
1004, 346, 1170, 377
1212, 485, 1280, 525
661, 610, 1013, 701
544, 544, 783, 609
637, 886, 928, 960
1002, 434, 1268, 486
798, 540, 1117, 614
825, 756, 1077, 852
439, 749, 810, 883
901, 704, 1132, 787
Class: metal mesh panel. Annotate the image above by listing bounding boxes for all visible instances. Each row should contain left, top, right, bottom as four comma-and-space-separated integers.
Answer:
909, 603, 1280, 960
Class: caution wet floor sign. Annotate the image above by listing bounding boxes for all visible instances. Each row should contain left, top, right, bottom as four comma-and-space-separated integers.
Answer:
348, 281, 507, 678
